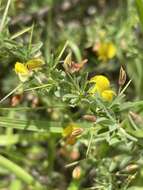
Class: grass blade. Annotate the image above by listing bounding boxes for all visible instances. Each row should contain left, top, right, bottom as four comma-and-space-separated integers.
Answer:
136, 0, 143, 32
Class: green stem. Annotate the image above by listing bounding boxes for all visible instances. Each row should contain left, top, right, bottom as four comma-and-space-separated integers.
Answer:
86, 127, 94, 157
24, 83, 52, 91
0, 154, 33, 184
53, 41, 69, 69
0, 155, 44, 189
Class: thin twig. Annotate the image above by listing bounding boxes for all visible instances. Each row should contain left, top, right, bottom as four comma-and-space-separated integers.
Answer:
0, 83, 23, 104
53, 41, 69, 69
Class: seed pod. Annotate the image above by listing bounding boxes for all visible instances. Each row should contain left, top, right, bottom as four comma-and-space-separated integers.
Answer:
72, 166, 81, 179
118, 66, 126, 86
82, 114, 96, 122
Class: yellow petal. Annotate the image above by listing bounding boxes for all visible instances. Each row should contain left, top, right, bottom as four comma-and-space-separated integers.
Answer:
18, 73, 29, 82
15, 62, 29, 74
89, 75, 110, 92
101, 89, 116, 102
98, 43, 108, 62
107, 42, 117, 59
26, 58, 44, 70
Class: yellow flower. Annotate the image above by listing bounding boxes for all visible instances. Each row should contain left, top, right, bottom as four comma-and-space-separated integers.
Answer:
62, 123, 79, 137
15, 62, 29, 82
107, 43, 116, 59
14, 58, 44, 82
15, 62, 29, 74
88, 75, 116, 102
97, 42, 116, 62
89, 75, 110, 92
62, 123, 83, 145
101, 90, 116, 102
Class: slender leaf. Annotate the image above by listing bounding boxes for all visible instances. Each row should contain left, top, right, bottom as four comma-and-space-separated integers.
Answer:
136, 0, 143, 32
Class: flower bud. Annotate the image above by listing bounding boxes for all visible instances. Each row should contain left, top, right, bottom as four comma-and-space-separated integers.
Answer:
124, 164, 139, 172
82, 114, 96, 122
72, 166, 81, 179
63, 52, 72, 72
70, 128, 84, 138
11, 94, 23, 106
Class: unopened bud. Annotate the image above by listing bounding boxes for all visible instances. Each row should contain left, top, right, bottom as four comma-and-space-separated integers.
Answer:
124, 164, 139, 172
118, 66, 126, 86
82, 114, 96, 122
72, 166, 81, 179
63, 52, 72, 72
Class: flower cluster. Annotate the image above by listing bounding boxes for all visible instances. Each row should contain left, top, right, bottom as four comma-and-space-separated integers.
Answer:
88, 75, 116, 102
14, 58, 44, 82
